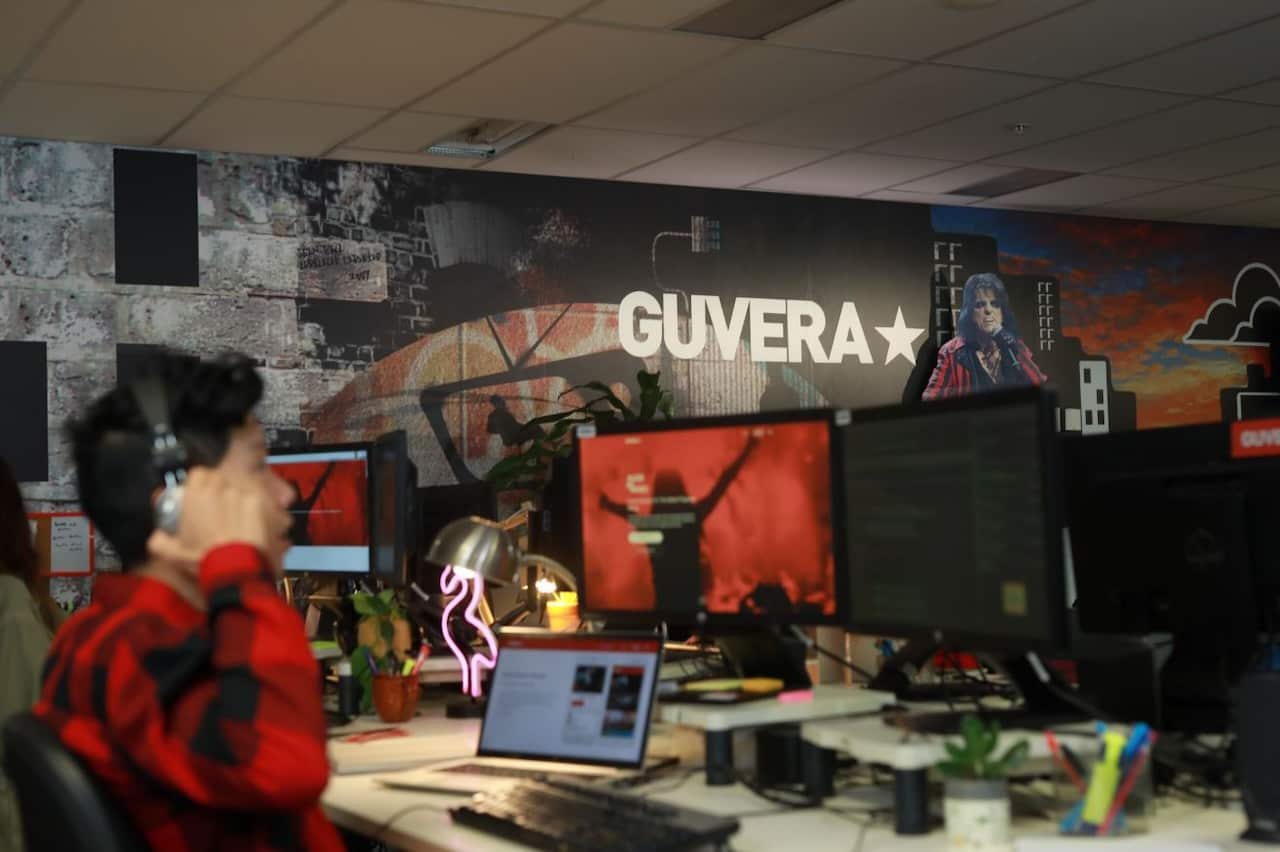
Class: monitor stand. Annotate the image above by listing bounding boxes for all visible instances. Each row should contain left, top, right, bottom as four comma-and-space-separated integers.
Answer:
712, 626, 812, 691
870, 639, 1088, 734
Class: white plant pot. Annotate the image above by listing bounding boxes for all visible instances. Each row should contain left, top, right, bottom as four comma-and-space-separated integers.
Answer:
944, 777, 1012, 851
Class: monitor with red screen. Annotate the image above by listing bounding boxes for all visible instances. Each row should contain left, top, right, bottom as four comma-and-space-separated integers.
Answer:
268, 444, 372, 574
575, 411, 843, 625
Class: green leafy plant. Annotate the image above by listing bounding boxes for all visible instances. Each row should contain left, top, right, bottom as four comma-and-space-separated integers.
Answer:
485, 369, 674, 493
937, 715, 1029, 780
349, 589, 408, 713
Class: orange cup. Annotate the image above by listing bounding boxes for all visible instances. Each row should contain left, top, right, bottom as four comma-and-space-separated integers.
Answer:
371, 674, 420, 722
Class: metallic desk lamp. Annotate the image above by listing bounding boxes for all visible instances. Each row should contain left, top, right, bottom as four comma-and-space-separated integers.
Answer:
426, 516, 577, 714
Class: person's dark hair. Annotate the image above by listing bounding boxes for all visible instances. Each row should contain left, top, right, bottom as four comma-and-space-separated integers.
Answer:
0, 456, 60, 632
957, 272, 1020, 342
65, 350, 263, 569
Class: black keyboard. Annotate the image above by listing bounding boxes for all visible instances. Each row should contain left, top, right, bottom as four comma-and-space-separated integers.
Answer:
451, 777, 740, 851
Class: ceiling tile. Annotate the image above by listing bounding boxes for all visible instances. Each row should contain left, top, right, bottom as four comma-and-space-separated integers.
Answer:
580, 44, 901, 138
731, 64, 1052, 150
1106, 128, 1280, 183
580, 0, 724, 27
620, 140, 829, 188
0, 81, 204, 146
751, 151, 960, 197
414, 24, 733, 123
167, 96, 386, 157
991, 100, 1280, 173
939, 0, 1280, 78
1092, 15, 1280, 95
478, 126, 698, 179
866, 83, 1185, 161
985, 174, 1176, 210
1211, 163, 1280, 191
232, 1, 544, 108
328, 147, 482, 171
27, 0, 330, 91
347, 112, 474, 153
1087, 183, 1272, 218
863, 189, 983, 206
892, 164, 1020, 194
1226, 78, 1280, 106
0, 0, 73, 78
769, 0, 1077, 60
423, 0, 585, 15
1179, 195, 1280, 227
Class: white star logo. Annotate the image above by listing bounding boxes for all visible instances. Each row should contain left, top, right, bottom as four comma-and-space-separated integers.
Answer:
875, 307, 925, 366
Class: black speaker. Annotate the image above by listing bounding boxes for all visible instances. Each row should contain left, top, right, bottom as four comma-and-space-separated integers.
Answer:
1238, 672, 1280, 843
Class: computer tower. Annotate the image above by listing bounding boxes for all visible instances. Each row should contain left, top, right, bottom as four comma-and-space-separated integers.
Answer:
1238, 672, 1280, 843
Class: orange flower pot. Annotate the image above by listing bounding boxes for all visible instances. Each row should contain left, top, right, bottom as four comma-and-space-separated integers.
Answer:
371, 673, 420, 723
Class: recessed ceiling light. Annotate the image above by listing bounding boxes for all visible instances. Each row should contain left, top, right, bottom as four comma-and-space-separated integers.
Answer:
940, 0, 1002, 9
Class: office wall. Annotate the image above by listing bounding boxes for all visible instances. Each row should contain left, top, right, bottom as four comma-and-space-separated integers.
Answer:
3, 135, 1278, 584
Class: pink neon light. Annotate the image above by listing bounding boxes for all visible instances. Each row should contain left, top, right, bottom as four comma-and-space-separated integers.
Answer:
439, 565, 499, 699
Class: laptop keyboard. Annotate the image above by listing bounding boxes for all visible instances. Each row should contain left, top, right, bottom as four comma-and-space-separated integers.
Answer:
439, 763, 569, 781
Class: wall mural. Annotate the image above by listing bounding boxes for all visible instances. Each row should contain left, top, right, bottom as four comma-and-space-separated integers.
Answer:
2, 137, 1279, 558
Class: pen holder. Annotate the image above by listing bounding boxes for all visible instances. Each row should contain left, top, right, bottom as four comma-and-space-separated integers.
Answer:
1052, 740, 1154, 837
371, 674, 421, 723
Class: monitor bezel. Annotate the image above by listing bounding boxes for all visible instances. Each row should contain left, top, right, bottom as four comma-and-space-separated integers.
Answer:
476, 627, 665, 770
840, 387, 1069, 653
371, 430, 412, 588
268, 440, 375, 577
573, 407, 848, 628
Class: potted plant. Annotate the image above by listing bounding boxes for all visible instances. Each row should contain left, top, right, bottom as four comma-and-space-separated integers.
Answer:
484, 369, 674, 494
348, 588, 413, 713
937, 714, 1029, 850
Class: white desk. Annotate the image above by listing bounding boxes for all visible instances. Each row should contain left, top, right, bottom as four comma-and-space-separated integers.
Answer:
321, 699, 1252, 851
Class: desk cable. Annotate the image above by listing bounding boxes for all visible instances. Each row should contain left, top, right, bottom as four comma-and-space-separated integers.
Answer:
787, 626, 876, 682
373, 801, 449, 845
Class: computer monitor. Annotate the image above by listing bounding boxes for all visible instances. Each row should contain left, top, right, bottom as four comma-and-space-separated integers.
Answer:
575, 409, 844, 626
371, 430, 414, 587
841, 387, 1067, 651
268, 443, 372, 574
1064, 422, 1280, 731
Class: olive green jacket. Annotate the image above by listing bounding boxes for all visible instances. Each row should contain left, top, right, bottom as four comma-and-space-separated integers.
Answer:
0, 574, 53, 852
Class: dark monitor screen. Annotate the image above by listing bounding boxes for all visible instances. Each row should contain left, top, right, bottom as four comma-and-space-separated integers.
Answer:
842, 388, 1065, 649
371, 430, 412, 587
268, 444, 372, 574
576, 410, 842, 625
1064, 423, 1280, 639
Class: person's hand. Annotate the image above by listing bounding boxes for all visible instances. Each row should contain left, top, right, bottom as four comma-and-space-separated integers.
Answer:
148, 467, 292, 576
994, 328, 1018, 350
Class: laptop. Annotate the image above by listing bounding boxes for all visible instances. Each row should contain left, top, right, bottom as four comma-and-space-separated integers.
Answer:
377, 628, 666, 795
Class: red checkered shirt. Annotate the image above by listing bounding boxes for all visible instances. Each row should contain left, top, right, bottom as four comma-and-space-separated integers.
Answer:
34, 544, 343, 851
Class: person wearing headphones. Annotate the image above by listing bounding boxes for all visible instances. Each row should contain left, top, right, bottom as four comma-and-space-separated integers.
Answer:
33, 352, 343, 851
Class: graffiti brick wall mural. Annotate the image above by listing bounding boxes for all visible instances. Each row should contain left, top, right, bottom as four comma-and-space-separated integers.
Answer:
3, 135, 1278, 589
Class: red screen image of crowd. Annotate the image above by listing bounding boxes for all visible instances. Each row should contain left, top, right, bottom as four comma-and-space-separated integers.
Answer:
270, 458, 370, 547
579, 420, 835, 620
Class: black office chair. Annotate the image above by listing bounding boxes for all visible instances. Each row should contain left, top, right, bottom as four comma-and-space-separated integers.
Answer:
2, 712, 149, 852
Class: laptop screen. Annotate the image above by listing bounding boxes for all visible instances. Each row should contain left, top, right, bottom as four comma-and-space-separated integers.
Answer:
477, 632, 663, 768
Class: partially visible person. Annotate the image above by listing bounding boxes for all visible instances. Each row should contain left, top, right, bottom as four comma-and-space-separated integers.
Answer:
34, 352, 343, 851
0, 456, 61, 852
923, 272, 1047, 399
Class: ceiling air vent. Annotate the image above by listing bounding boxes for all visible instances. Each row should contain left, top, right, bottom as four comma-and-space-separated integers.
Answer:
423, 119, 551, 160
953, 168, 1078, 198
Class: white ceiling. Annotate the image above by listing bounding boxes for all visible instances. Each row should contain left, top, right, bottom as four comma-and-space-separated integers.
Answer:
2, 0, 1280, 227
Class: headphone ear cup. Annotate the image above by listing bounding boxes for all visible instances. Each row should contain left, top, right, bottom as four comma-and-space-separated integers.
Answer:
154, 484, 184, 535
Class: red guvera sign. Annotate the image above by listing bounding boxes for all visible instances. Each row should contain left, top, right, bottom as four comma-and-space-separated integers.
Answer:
1230, 418, 1280, 458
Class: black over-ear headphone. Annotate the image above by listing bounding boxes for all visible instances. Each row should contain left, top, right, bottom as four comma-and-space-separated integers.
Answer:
131, 377, 188, 535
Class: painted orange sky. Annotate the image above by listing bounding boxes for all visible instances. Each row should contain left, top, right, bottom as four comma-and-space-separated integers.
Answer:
933, 208, 1280, 428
